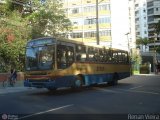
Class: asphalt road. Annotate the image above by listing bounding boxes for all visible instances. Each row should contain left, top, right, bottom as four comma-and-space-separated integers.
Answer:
0, 75, 160, 120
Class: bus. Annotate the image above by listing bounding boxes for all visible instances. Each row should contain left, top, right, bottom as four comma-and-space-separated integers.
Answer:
24, 37, 131, 91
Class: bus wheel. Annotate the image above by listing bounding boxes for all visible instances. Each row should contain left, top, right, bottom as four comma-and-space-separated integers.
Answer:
108, 73, 119, 86
74, 75, 83, 88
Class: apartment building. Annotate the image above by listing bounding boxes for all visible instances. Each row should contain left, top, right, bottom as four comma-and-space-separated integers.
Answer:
63, 0, 131, 50
132, 0, 160, 72
128, 0, 136, 50
131, 0, 148, 52
147, 0, 160, 51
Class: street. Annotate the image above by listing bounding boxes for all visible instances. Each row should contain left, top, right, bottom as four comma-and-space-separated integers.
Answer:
0, 75, 160, 120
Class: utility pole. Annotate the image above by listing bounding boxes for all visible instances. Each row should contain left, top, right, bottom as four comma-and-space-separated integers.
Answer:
154, 33, 157, 74
125, 32, 130, 53
96, 0, 100, 45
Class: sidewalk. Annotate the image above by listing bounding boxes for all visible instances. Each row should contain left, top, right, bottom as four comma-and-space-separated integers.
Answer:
0, 80, 34, 94
134, 72, 160, 76
0, 80, 24, 89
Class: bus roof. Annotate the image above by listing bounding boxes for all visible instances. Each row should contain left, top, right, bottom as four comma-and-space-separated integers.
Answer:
29, 37, 128, 52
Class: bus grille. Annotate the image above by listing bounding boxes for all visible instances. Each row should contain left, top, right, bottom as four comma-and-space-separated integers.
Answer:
29, 80, 49, 82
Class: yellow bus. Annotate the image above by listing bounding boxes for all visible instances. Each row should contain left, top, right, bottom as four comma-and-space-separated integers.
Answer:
24, 37, 131, 91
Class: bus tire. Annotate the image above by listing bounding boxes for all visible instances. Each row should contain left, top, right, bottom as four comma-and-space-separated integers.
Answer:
74, 75, 84, 88
108, 73, 119, 86
113, 73, 119, 85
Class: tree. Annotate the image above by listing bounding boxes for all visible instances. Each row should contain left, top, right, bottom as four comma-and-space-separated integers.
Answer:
136, 37, 149, 52
0, 0, 72, 72
0, 11, 31, 72
27, 0, 72, 39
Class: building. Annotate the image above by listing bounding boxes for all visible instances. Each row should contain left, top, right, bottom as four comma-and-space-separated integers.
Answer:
147, 0, 160, 51
128, 0, 136, 50
133, 0, 149, 52
63, 0, 132, 50
129, 0, 160, 72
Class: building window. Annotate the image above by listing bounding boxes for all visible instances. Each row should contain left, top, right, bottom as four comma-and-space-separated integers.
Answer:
99, 17, 111, 23
135, 10, 139, 16
84, 31, 96, 38
84, 6, 95, 12
156, 8, 159, 11
72, 8, 79, 14
148, 16, 154, 22
147, 1, 153, 7
143, 9, 146, 13
99, 4, 110, 11
136, 32, 140, 35
135, 18, 139, 22
136, 24, 139, 28
84, 18, 96, 25
135, 4, 139, 7
70, 32, 83, 38
147, 8, 154, 15
99, 30, 111, 36
144, 31, 147, 34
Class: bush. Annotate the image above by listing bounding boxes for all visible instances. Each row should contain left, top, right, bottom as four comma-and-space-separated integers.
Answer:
140, 63, 150, 74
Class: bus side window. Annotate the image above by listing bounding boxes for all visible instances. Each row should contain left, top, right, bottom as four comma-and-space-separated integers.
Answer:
67, 47, 74, 65
76, 54, 81, 61
112, 52, 117, 63
76, 45, 87, 62
57, 45, 67, 69
88, 47, 95, 62
99, 49, 105, 62
57, 45, 74, 69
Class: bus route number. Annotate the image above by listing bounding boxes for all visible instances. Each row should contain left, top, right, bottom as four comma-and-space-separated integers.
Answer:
96, 66, 105, 71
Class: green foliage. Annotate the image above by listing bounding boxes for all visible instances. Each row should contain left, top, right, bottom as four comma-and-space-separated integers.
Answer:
136, 37, 148, 46
156, 46, 160, 54
0, 0, 72, 72
136, 37, 149, 51
27, 0, 72, 39
131, 52, 141, 64
0, 11, 31, 72
140, 63, 150, 74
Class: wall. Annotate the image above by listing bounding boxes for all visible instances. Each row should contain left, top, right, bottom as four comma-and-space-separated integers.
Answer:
0, 72, 24, 82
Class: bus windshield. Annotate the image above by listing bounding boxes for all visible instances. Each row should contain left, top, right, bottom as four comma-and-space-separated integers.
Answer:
26, 45, 55, 71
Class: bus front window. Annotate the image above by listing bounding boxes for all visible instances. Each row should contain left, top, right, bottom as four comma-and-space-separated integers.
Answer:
26, 45, 55, 71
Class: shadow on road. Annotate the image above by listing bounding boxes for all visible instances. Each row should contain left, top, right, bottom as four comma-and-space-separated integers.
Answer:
27, 82, 134, 96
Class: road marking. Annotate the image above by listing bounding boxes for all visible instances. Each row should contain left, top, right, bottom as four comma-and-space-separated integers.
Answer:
129, 86, 143, 90
130, 90, 159, 95
18, 104, 74, 120
94, 87, 160, 95
93, 87, 123, 93
116, 88, 160, 95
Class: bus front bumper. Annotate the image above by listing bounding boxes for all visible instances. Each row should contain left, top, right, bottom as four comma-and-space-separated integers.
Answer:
24, 80, 56, 89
